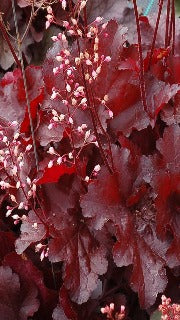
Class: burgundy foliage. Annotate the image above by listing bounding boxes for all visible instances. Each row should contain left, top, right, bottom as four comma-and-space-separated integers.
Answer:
0, 1, 179, 320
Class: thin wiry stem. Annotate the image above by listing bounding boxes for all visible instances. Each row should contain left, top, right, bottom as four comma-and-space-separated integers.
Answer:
11, 0, 39, 171
0, 15, 21, 69
148, 0, 164, 69
76, 39, 113, 175
132, 0, 148, 114
21, 0, 53, 43
62, 72, 78, 171
167, 0, 175, 54
167, 6, 173, 47
82, 8, 115, 173
171, 0, 175, 55
21, 0, 35, 43
89, 85, 115, 173
165, 0, 171, 47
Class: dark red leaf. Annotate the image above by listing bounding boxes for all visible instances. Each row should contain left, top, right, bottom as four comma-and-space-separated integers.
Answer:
113, 211, 168, 308
16, 66, 44, 103
154, 173, 180, 248
20, 88, 44, 134
0, 265, 39, 320
166, 56, 180, 84
36, 109, 64, 146
156, 124, 180, 172
145, 76, 180, 118
42, 175, 83, 218
81, 146, 138, 230
160, 93, 180, 126
36, 164, 76, 185
0, 66, 44, 125
48, 218, 108, 304
52, 305, 68, 320
86, 0, 131, 23
42, 42, 64, 95
3, 252, 58, 320
110, 101, 150, 136
0, 2, 179, 318
126, 184, 147, 207
144, 47, 171, 69
0, 69, 25, 124
81, 168, 122, 230
0, 231, 15, 260
59, 286, 78, 320
15, 210, 46, 255
81, 146, 169, 308
0, 0, 11, 17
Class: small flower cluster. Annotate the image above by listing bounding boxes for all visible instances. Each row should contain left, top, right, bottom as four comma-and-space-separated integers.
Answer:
48, 8, 112, 115
84, 163, 101, 183
101, 303, 125, 320
47, 145, 73, 167
0, 123, 36, 222
159, 295, 180, 320
46, 5, 54, 29
35, 242, 49, 261
46, 0, 88, 29
49, 31, 94, 157
46, 6, 114, 174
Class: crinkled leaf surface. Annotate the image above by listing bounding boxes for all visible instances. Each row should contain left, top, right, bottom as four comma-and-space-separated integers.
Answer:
0, 265, 39, 320
42, 175, 82, 216
3, 253, 57, 320
81, 145, 169, 308
48, 215, 108, 304
36, 115, 64, 146
113, 212, 167, 308
81, 146, 136, 229
15, 211, 46, 255
86, 0, 130, 23
0, 1, 179, 318
81, 168, 122, 230
110, 101, 150, 136
153, 173, 180, 266
0, 66, 43, 124
145, 77, 180, 118
156, 124, 180, 172
160, 96, 180, 126
52, 305, 68, 320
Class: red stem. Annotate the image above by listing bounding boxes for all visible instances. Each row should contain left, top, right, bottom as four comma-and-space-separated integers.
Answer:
0, 19, 21, 69
132, 0, 148, 114
86, 82, 113, 175
76, 39, 113, 175
62, 72, 78, 172
171, 0, 175, 55
165, 0, 171, 47
167, 7, 173, 47
89, 85, 115, 173
68, 0, 75, 18
148, 0, 164, 69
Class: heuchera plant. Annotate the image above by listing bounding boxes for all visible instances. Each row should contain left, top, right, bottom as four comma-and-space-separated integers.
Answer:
0, 0, 179, 319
